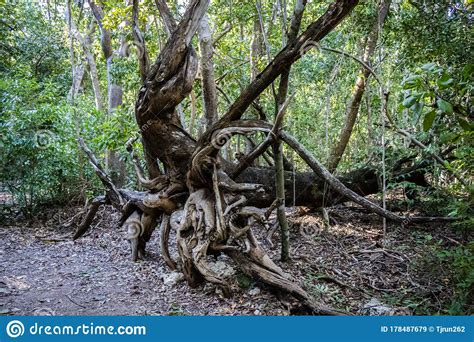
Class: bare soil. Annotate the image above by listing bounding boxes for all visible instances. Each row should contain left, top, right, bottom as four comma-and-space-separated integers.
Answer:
0, 200, 466, 316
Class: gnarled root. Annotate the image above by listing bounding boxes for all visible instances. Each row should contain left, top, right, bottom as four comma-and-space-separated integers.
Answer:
176, 189, 226, 291
160, 214, 177, 270
173, 162, 345, 313
226, 231, 347, 315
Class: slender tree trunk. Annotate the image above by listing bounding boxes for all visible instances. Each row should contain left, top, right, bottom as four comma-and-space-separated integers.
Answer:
198, 14, 218, 130
68, 64, 85, 101
327, 0, 391, 172
84, 31, 104, 111
65, 0, 86, 201
273, 0, 307, 262
250, 19, 261, 82
273, 143, 290, 261
131, 0, 149, 82
89, 0, 126, 186
66, 9, 103, 111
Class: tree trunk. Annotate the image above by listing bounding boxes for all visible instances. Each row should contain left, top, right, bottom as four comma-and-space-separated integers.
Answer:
131, 0, 149, 82
88, 0, 126, 186
68, 64, 84, 101
271, 0, 307, 262
326, 0, 391, 172
273, 142, 290, 261
198, 14, 218, 130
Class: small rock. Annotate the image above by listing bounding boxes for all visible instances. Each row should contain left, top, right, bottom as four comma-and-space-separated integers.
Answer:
0, 288, 10, 295
208, 261, 235, 278
162, 272, 184, 287
254, 309, 261, 315
361, 298, 395, 316
249, 287, 261, 296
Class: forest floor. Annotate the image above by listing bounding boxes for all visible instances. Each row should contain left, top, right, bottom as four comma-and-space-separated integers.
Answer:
0, 196, 468, 316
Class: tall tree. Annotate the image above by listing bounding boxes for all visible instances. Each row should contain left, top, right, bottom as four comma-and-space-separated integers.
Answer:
326, 0, 391, 172
88, 0, 126, 186
273, 0, 307, 262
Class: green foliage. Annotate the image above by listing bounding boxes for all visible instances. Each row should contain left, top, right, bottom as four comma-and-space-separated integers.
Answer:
436, 243, 474, 314
0, 3, 76, 214
400, 62, 472, 134
0, 1, 130, 215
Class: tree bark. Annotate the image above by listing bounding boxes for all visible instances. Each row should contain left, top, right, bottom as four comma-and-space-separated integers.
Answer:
68, 64, 85, 101
272, 0, 307, 262
273, 142, 290, 261
132, 0, 149, 82
198, 14, 218, 130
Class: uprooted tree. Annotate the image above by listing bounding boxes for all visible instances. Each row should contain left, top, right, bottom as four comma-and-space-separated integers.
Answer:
73, 0, 453, 314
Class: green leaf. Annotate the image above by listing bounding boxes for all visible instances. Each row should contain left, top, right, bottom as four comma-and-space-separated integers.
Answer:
437, 74, 454, 88
461, 64, 474, 79
403, 95, 418, 108
458, 118, 473, 132
437, 98, 454, 114
412, 102, 424, 125
421, 62, 436, 72
402, 75, 422, 89
423, 110, 436, 131
440, 132, 459, 144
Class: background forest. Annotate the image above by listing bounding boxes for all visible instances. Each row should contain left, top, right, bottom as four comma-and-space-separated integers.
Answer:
0, 0, 472, 315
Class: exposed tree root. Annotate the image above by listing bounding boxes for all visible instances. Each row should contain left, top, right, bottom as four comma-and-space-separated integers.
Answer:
226, 247, 347, 315
74, 132, 458, 314
171, 155, 347, 313
160, 214, 177, 270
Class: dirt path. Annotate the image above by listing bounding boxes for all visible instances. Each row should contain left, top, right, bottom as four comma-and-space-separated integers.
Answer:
0, 204, 464, 316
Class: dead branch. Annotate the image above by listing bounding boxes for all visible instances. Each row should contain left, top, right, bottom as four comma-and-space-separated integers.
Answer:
280, 131, 404, 223
73, 195, 106, 240
78, 138, 123, 206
